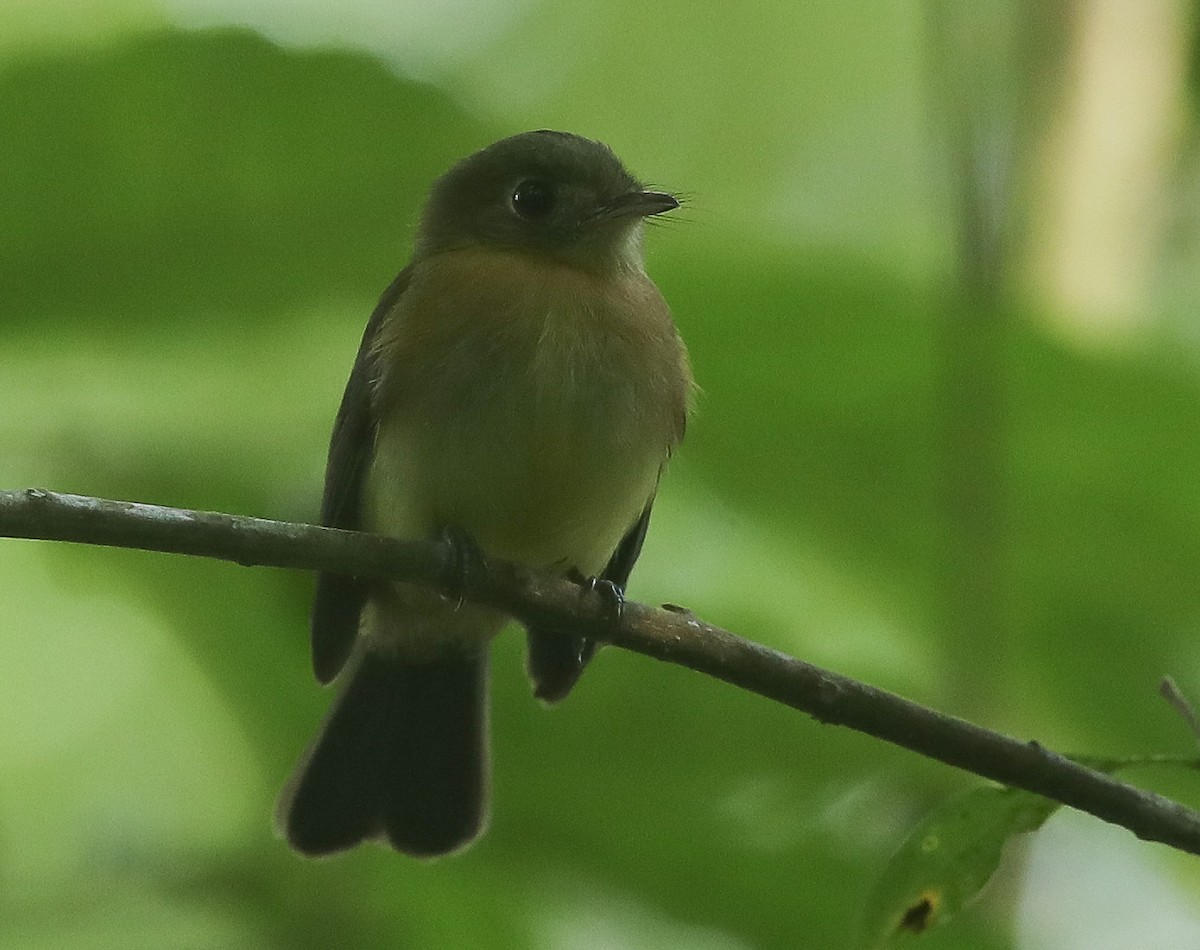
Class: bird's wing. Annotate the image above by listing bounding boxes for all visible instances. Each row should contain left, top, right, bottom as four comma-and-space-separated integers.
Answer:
310, 268, 411, 684
600, 498, 653, 590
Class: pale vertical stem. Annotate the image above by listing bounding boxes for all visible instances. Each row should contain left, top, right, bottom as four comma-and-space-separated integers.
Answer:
1028, 0, 1192, 342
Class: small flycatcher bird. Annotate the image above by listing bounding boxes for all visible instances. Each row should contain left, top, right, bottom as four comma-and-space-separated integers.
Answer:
279, 130, 693, 858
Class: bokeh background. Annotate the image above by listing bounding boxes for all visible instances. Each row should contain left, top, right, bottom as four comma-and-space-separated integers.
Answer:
4, 1, 1200, 947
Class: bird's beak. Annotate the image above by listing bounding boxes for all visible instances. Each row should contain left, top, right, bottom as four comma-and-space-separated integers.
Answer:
597, 190, 679, 221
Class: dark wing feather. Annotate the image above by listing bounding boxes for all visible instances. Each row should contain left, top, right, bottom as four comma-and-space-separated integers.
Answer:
599, 498, 653, 589
526, 500, 655, 703
310, 268, 411, 684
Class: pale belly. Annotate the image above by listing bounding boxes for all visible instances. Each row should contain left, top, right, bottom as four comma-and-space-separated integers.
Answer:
368, 388, 663, 577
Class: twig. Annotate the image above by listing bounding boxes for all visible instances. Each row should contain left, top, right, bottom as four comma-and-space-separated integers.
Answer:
2, 487, 1200, 855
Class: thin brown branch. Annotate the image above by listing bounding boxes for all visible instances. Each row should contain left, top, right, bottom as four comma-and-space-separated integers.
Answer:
3, 487, 1200, 855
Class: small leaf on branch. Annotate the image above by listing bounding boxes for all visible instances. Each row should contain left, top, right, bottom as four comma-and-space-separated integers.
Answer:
858, 752, 1200, 946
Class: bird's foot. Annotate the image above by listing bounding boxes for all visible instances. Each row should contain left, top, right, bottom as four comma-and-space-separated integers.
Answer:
565, 568, 625, 626
438, 526, 486, 611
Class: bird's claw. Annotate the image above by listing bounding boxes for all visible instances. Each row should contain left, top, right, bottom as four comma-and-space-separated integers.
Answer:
566, 569, 624, 625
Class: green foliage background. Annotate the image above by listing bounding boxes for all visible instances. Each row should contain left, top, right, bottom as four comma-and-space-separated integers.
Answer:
2, 5, 1200, 948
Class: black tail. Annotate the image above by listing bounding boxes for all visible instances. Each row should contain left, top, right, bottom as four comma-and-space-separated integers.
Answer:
279, 648, 489, 858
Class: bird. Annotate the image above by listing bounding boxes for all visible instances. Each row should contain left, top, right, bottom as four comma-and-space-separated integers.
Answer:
278, 130, 693, 858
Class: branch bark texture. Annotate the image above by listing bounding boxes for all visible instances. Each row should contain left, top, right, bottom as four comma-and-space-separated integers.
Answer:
3, 488, 1199, 856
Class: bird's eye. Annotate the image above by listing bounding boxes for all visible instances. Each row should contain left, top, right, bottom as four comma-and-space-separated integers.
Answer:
510, 179, 556, 220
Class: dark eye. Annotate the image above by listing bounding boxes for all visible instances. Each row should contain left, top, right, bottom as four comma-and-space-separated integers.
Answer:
511, 178, 556, 220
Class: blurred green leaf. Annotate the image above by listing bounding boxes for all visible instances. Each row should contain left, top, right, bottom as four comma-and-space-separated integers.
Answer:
0, 28, 486, 326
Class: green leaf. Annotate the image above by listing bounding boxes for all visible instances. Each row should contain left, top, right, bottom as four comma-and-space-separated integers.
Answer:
858, 785, 1059, 947
859, 753, 1200, 947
